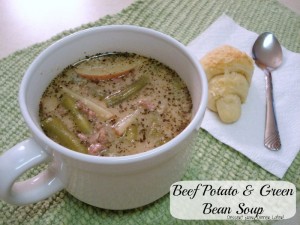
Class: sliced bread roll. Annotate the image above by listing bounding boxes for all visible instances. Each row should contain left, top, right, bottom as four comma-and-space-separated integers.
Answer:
201, 45, 254, 123
207, 71, 249, 112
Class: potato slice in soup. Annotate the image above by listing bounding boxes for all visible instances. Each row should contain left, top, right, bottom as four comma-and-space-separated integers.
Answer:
74, 59, 135, 80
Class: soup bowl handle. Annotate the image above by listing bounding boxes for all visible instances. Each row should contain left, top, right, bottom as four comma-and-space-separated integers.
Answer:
0, 138, 64, 205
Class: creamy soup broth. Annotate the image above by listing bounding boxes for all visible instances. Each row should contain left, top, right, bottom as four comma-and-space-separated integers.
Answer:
39, 53, 192, 156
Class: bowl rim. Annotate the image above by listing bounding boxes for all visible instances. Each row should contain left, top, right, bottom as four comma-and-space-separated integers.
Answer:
19, 25, 208, 165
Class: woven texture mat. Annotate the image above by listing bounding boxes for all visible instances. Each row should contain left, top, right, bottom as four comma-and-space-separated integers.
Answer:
0, 0, 299, 224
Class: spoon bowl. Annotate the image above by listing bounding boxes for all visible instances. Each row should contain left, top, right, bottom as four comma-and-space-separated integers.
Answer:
252, 32, 283, 151
252, 32, 283, 69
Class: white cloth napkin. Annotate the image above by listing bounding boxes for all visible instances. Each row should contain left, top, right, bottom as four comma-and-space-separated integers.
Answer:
187, 14, 300, 178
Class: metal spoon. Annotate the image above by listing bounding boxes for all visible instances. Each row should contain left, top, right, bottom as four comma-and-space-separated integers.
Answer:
252, 32, 283, 151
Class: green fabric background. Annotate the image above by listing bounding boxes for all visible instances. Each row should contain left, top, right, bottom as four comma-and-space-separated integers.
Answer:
0, 0, 299, 224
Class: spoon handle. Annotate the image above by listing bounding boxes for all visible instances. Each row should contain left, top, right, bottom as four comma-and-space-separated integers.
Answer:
264, 69, 281, 150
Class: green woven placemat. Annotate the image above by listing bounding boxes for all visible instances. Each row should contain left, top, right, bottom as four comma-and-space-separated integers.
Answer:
0, 0, 299, 224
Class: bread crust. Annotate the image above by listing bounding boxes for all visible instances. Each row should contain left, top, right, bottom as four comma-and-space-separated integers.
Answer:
200, 45, 254, 83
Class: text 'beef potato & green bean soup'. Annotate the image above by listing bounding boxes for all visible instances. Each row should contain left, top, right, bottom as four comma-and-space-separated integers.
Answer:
39, 52, 192, 156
